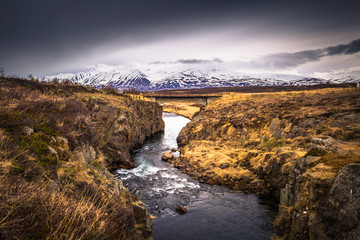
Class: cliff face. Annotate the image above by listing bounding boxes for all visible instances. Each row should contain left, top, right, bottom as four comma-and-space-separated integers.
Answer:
81, 94, 164, 170
174, 88, 360, 239
0, 78, 164, 240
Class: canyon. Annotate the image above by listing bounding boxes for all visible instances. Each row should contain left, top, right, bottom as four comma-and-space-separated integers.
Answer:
1, 76, 359, 239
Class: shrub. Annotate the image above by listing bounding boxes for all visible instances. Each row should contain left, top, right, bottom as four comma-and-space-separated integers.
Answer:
123, 88, 140, 95
100, 85, 118, 94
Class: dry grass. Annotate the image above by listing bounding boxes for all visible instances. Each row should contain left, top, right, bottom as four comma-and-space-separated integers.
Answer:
208, 87, 355, 109
162, 101, 201, 118
0, 176, 134, 240
0, 77, 143, 239
321, 153, 360, 172
173, 85, 360, 239
176, 86, 360, 194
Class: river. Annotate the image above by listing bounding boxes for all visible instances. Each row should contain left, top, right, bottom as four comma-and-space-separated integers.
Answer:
114, 112, 276, 240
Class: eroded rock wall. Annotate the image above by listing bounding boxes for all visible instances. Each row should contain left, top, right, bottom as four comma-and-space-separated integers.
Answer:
85, 95, 164, 170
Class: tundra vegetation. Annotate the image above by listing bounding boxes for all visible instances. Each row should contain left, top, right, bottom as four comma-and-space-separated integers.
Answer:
0, 77, 164, 239
172, 88, 360, 239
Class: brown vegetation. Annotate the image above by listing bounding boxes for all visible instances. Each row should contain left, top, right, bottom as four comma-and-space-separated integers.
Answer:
0, 77, 157, 239
162, 102, 202, 119
173, 87, 360, 239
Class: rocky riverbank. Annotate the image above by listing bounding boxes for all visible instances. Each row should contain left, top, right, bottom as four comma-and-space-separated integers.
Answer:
170, 88, 360, 239
0, 77, 164, 239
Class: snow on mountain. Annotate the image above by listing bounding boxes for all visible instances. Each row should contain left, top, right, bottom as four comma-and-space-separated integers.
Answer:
313, 70, 360, 84
45, 63, 357, 91
46, 73, 75, 80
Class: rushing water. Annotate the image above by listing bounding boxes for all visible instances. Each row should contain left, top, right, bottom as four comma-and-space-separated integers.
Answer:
114, 112, 276, 240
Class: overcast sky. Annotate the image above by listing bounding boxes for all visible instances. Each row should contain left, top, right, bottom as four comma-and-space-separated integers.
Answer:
1, 0, 360, 77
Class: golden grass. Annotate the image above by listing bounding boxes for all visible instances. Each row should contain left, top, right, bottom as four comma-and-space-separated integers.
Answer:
0, 121, 136, 239
181, 140, 257, 180
321, 153, 360, 172
162, 101, 201, 118
0, 176, 134, 240
0, 77, 148, 239
208, 87, 356, 110
176, 86, 360, 195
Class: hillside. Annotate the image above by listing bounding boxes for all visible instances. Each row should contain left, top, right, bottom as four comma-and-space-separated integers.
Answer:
170, 87, 360, 239
0, 77, 164, 239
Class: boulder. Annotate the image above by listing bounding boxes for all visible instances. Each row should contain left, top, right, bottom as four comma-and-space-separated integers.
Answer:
22, 126, 34, 136
219, 163, 230, 169
132, 200, 153, 238
176, 205, 187, 214
161, 152, 174, 161
311, 136, 335, 147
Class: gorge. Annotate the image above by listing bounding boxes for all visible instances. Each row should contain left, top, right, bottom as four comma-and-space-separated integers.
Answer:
1, 77, 359, 240
115, 112, 275, 239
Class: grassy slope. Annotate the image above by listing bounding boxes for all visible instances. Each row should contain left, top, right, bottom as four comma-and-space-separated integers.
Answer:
175, 88, 360, 192
0, 78, 152, 239
174, 87, 360, 238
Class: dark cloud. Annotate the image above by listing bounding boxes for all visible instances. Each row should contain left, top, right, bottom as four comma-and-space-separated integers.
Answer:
326, 38, 360, 55
1, 0, 360, 75
248, 38, 360, 70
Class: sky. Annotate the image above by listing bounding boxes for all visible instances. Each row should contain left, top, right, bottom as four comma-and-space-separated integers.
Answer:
1, 0, 360, 77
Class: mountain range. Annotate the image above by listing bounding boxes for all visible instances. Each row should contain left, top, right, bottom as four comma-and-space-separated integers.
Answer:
45, 64, 360, 91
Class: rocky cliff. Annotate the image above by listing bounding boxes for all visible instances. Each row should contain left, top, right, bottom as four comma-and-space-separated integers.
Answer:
0, 77, 164, 239
77, 92, 164, 170
172, 88, 360, 239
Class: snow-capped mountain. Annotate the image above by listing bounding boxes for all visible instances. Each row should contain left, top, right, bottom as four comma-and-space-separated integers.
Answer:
313, 70, 360, 84
45, 64, 359, 91
52, 68, 151, 91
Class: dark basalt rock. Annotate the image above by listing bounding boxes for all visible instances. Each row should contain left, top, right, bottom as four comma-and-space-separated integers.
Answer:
326, 163, 360, 239
176, 205, 187, 215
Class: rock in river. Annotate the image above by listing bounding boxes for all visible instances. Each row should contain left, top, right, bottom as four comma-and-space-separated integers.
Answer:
161, 152, 174, 161
176, 205, 187, 215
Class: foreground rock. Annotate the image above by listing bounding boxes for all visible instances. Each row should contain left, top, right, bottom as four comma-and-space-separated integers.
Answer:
174, 89, 360, 239
161, 152, 174, 161
176, 205, 187, 214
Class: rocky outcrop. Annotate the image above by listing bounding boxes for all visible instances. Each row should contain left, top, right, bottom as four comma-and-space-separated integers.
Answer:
0, 78, 164, 239
84, 95, 164, 170
276, 162, 360, 239
174, 89, 360, 239
80, 94, 164, 238
329, 163, 360, 238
